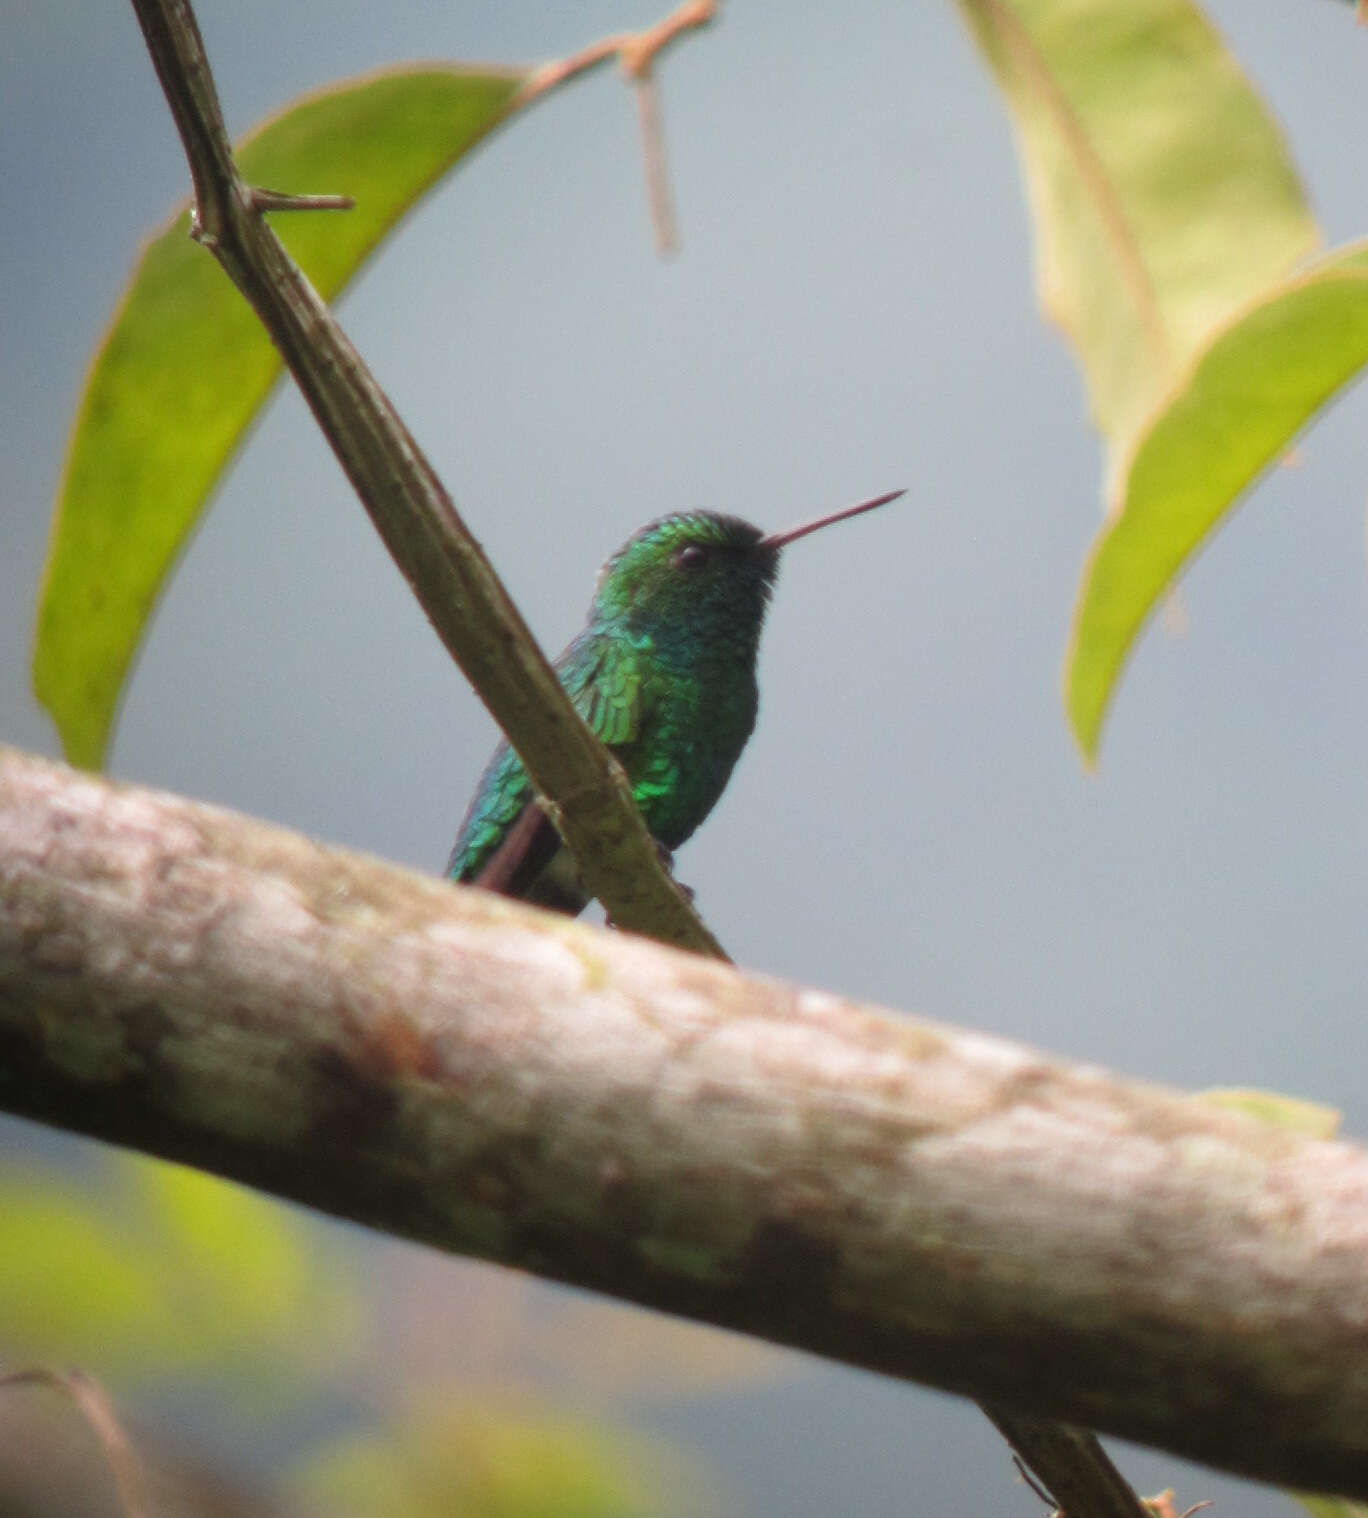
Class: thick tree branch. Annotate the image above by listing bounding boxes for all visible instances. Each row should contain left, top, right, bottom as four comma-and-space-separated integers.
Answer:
2, 745, 1368, 1501
124, 0, 722, 956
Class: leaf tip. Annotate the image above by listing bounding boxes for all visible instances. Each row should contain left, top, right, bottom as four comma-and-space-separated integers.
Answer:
31, 653, 110, 773
1063, 593, 1108, 771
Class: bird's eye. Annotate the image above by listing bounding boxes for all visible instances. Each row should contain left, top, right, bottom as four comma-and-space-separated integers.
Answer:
673, 544, 708, 570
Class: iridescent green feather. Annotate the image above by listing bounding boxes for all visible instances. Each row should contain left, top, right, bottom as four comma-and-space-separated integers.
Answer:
445, 738, 535, 883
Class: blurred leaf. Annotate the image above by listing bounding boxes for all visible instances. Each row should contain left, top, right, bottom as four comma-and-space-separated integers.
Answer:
1198, 1088, 1343, 1139
33, 65, 526, 771
1066, 242, 1368, 759
294, 1397, 695, 1518
1294, 1495, 1368, 1518
132, 1160, 360, 1378
957, 0, 1316, 458
0, 1154, 357, 1388
0, 1175, 164, 1363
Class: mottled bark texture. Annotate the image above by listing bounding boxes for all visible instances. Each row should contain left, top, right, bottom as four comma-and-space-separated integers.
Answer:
2, 745, 1367, 1498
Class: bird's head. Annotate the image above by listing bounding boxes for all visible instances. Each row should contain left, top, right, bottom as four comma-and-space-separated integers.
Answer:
592, 512, 779, 649
589, 489, 904, 653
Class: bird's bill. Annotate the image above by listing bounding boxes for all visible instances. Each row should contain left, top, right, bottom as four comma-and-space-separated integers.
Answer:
760, 488, 905, 551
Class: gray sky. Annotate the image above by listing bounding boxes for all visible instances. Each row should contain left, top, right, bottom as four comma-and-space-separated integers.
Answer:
2, 2, 1367, 1513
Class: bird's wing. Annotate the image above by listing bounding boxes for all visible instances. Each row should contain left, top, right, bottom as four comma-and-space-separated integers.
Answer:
564, 631, 652, 749
447, 740, 535, 882
455, 633, 653, 907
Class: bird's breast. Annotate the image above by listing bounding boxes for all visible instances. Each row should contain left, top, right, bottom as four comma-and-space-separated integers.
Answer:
626, 656, 759, 850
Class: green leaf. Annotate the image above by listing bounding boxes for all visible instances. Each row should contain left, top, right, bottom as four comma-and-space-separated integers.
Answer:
0, 1154, 357, 1387
132, 1159, 360, 1380
0, 1175, 165, 1362
956, 0, 1317, 459
1066, 242, 1368, 760
33, 65, 527, 770
294, 1399, 683, 1518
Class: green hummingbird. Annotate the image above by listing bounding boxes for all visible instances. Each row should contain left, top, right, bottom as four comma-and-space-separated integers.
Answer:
447, 488, 903, 914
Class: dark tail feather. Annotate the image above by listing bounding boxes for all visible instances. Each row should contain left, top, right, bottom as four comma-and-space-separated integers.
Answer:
471, 803, 586, 914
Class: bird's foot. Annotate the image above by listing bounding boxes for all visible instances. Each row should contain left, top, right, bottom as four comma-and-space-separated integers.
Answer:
654, 842, 695, 902
603, 846, 694, 929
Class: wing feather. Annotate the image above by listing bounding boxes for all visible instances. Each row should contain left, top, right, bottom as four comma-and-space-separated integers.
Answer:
448, 630, 654, 911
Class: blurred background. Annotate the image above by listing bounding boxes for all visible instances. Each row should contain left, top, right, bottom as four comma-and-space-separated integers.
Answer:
2, 0, 1367, 1512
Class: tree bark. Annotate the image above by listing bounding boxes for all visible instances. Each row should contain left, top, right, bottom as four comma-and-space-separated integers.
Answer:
2, 744, 1367, 1499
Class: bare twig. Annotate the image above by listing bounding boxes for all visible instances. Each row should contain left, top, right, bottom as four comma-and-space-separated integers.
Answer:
5, 746, 1368, 1500
519, 0, 719, 252
618, 0, 719, 75
618, 0, 716, 253
633, 75, 678, 254
2, 1368, 149, 1518
518, 0, 718, 104
125, 0, 721, 955
247, 186, 355, 213
1143, 1495, 1212, 1518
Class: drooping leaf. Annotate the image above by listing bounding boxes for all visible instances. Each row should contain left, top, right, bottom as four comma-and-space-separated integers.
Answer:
1067, 243, 1368, 759
957, 0, 1317, 460
954, 0, 1368, 763
33, 65, 527, 770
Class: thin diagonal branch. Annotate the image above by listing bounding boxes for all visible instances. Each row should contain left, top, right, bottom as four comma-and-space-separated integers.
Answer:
126, 0, 722, 957
3, 745, 1368, 1503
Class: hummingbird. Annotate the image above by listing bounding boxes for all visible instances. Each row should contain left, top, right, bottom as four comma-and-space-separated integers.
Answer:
447, 488, 903, 915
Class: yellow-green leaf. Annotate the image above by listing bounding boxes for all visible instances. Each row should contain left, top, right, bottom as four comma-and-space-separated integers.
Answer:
134, 1160, 360, 1379
957, 0, 1317, 460
0, 1154, 356, 1386
1067, 242, 1368, 760
294, 1398, 681, 1518
0, 1178, 164, 1362
33, 65, 527, 770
